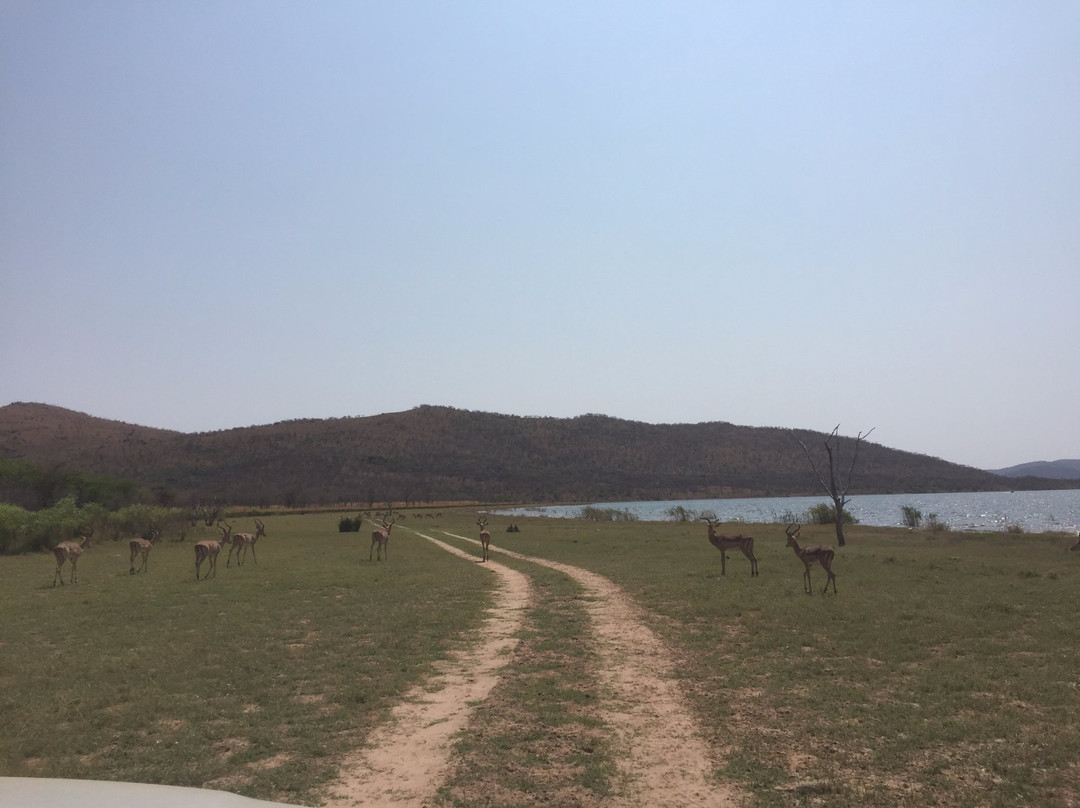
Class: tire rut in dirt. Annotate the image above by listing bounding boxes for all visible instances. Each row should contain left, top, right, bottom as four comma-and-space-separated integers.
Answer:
448, 535, 743, 807
323, 533, 532, 807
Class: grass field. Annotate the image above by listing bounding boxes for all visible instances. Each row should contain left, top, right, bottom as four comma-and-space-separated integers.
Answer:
3, 509, 1079, 806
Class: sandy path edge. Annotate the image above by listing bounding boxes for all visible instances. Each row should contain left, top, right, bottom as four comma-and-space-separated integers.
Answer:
443, 534, 743, 808
321, 533, 531, 807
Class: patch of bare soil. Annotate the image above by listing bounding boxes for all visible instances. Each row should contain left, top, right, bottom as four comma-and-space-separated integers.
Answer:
322, 534, 532, 807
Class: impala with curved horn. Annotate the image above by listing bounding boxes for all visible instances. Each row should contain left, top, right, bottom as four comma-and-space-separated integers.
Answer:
785, 524, 836, 594
195, 522, 230, 580
477, 516, 491, 562
701, 515, 758, 576
227, 519, 266, 567
370, 514, 396, 561
129, 525, 161, 575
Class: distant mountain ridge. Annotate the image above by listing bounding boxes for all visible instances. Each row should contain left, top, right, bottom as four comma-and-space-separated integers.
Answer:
0, 402, 1072, 507
989, 459, 1080, 480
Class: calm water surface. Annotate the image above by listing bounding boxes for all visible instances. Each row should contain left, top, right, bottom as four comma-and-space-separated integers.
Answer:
500, 490, 1080, 533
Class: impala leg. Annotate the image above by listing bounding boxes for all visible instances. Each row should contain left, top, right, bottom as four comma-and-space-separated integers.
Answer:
744, 547, 758, 577
824, 570, 836, 594
249, 544, 257, 565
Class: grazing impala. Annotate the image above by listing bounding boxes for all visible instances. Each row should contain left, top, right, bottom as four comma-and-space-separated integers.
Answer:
477, 516, 491, 562
195, 523, 230, 580
227, 519, 266, 567
370, 514, 396, 561
129, 526, 161, 575
701, 516, 758, 576
785, 524, 836, 594
52, 528, 93, 587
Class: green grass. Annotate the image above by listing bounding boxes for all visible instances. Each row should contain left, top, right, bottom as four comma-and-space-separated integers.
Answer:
4, 509, 1080, 807
485, 517, 1080, 807
0, 513, 493, 804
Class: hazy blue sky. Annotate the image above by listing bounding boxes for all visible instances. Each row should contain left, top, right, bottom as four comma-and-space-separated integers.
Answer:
3, 2, 1078, 471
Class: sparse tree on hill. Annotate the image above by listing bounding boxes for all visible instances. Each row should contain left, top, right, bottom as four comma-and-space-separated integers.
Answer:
793, 425, 874, 547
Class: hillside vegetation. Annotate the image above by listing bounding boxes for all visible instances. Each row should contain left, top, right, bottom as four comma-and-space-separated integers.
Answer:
0, 402, 1066, 508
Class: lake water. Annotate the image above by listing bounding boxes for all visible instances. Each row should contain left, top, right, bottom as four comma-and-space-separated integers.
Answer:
499, 489, 1080, 534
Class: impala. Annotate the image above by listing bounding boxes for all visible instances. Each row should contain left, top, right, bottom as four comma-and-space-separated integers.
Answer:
700, 516, 758, 576
477, 516, 491, 562
370, 514, 396, 561
129, 526, 161, 575
195, 523, 230, 580
785, 524, 836, 594
227, 519, 266, 567
52, 528, 93, 587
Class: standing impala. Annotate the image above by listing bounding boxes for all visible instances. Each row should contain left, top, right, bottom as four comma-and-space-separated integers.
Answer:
129, 526, 161, 575
370, 514, 396, 561
701, 516, 758, 576
227, 519, 266, 567
477, 516, 491, 562
52, 528, 93, 587
195, 523, 230, 580
785, 524, 836, 594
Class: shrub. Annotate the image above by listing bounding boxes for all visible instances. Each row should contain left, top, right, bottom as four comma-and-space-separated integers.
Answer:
21, 497, 87, 554
110, 504, 169, 540
665, 505, 699, 522
579, 506, 639, 522
805, 503, 858, 525
926, 513, 951, 533
338, 515, 363, 532
901, 505, 923, 528
0, 504, 30, 554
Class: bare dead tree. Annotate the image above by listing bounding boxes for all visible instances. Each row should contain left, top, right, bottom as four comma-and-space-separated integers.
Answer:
792, 425, 874, 547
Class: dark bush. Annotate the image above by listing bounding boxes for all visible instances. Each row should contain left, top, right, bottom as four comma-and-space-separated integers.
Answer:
338, 515, 363, 532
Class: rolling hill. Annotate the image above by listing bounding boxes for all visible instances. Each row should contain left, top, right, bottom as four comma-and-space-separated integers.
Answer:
0, 402, 1067, 508
989, 459, 1080, 480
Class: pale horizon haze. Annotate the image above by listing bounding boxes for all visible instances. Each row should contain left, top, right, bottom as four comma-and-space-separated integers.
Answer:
2, 3, 1078, 472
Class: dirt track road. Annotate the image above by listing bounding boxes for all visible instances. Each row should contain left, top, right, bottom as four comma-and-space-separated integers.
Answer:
325, 530, 741, 807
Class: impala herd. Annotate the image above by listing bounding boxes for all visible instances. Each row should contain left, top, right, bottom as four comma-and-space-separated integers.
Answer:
49, 519, 271, 585
55, 516, 843, 593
